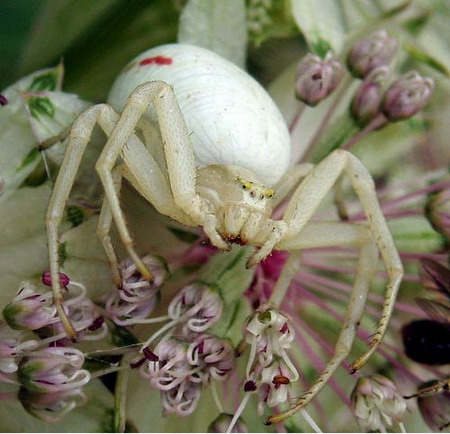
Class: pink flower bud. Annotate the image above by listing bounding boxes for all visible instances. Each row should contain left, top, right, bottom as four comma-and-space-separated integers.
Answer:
382, 70, 434, 121
41, 271, 70, 288
3, 283, 58, 331
351, 66, 390, 126
295, 53, 343, 106
18, 347, 90, 393
347, 30, 398, 78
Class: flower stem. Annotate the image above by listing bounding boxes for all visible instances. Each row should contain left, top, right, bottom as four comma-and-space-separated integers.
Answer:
300, 408, 323, 433
341, 113, 387, 150
301, 75, 352, 162
114, 355, 131, 433
289, 103, 306, 133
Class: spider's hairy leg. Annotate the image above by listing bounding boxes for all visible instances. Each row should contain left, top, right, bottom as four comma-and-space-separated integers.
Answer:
46, 104, 120, 340
343, 152, 403, 372
268, 149, 403, 370
266, 240, 378, 425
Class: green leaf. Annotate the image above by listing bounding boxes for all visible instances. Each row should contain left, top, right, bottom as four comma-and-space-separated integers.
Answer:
402, 41, 450, 76
27, 71, 60, 92
18, 0, 179, 101
178, 0, 247, 68
15, 148, 40, 172
27, 96, 55, 119
290, 0, 346, 56
198, 246, 254, 304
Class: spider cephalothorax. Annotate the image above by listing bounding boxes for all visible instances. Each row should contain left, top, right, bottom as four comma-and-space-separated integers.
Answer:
195, 164, 276, 246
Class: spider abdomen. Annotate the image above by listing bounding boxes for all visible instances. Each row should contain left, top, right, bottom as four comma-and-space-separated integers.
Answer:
108, 43, 291, 185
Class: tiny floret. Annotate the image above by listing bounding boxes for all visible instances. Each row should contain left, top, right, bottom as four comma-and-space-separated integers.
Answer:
351, 375, 407, 432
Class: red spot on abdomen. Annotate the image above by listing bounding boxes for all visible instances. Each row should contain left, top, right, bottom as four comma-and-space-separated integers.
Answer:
139, 55, 173, 66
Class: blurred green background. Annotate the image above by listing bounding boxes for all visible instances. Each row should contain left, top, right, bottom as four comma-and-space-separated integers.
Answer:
0, 0, 182, 101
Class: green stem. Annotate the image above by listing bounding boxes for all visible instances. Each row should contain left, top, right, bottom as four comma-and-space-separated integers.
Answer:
114, 354, 132, 433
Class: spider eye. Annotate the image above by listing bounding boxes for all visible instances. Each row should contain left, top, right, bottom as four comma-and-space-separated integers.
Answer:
265, 189, 275, 199
239, 179, 252, 191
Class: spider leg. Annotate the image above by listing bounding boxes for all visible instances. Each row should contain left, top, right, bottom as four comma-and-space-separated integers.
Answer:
272, 163, 314, 208
260, 150, 402, 365
96, 165, 125, 287
266, 240, 378, 425
252, 150, 402, 423
46, 104, 121, 339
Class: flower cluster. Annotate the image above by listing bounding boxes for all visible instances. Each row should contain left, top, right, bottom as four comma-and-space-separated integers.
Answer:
135, 282, 234, 416
0, 273, 105, 422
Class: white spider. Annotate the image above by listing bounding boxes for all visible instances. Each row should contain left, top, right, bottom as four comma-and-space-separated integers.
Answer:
45, 43, 403, 424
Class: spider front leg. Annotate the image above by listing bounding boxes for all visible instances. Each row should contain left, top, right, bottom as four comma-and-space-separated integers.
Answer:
254, 150, 403, 423
266, 150, 403, 365
46, 104, 122, 339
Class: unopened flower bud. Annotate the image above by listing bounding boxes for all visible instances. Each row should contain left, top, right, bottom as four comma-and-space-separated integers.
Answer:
382, 71, 434, 121
295, 52, 343, 106
3, 282, 58, 330
416, 381, 450, 432
351, 375, 407, 432
19, 387, 87, 423
351, 66, 390, 126
347, 30, 398, 78
208, 413, 249, 433
425, 187, 450, 241
18, 347, 90, 393
41, 271, 70, 288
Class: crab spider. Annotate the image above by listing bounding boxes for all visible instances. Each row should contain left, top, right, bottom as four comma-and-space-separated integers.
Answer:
45, 44, 403, 423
